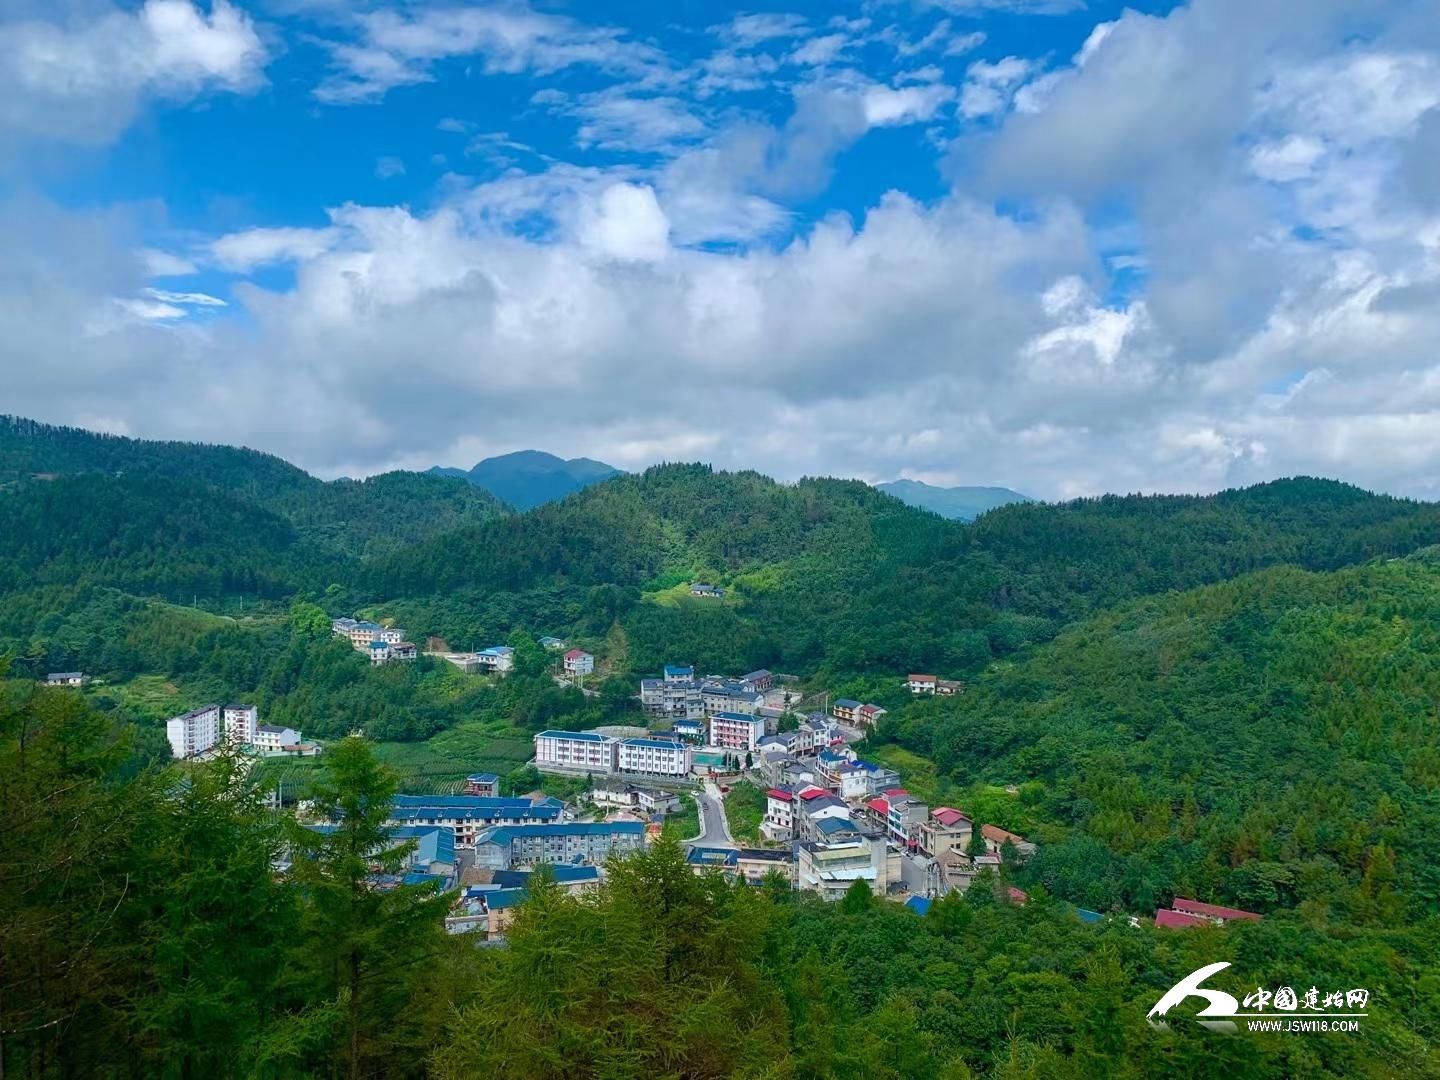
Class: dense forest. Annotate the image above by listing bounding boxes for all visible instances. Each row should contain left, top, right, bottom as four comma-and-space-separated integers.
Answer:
5, 690, 1437, 1078
5, 418, 1440, 1075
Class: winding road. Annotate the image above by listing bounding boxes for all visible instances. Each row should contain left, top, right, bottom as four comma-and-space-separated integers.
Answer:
687, 781, 736, 849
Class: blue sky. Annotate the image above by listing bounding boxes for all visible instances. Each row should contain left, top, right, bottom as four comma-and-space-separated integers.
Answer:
3, 0, 1440, 499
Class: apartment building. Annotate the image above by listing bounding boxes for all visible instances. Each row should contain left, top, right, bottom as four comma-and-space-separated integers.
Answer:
616, 736, 690, 776
166, 705, 221, 759
563, 649, 595, 676
471, 821, 646, 870
763, 787, 795, 840
534, 729, 619, 772
387, 794, 565, 847
796, 838, 890, 901
919, 807, 973, 860
709, 711, 765, 752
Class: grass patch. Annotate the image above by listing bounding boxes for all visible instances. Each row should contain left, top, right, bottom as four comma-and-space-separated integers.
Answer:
90, 674, 194, 725
661, 793, 699, 842
723, 781, 769, 846
864, 744, 966, 807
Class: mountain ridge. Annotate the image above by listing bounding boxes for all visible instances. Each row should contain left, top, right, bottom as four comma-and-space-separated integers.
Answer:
429, 449, 622, 510
877, 478, 1033, 520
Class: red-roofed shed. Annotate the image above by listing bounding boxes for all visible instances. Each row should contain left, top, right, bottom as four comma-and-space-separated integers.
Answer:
1172, 898, 1263, 923
1155, 909, 1210, 930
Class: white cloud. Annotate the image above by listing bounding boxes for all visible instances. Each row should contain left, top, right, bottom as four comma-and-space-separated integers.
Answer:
144, 287, 226, 306
375, 155, 406, 179
0, 0, 268, 144
960, 56, 1033, 118
722, 13, 809, 45
575, 183, 671, 261
1248, 135, 1326, 182
212, 225, 340, 271
316, 4, 661, 104
863, 84, 955, 126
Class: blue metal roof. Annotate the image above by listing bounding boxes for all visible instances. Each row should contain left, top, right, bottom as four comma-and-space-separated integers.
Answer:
816, 816, 858, 835
535, 729, 611, 742
905, 896, 932, 915
664, 664, 694, 675
493, 865, 600, 888
711, 711, 763, 724
687, 847, 738, 867
467, 773, 500, 784
834, 698, 862, 709
1075, 908, 1105, 924
622, 737, 686, 750
394, 795, 534, 809
480, 645, 514, 656
486, 888, 529, 910
475, 821, 646, 845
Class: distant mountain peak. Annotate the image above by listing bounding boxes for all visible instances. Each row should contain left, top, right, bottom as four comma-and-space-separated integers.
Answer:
877, 479, 1033, 521
432, 449, 622, 510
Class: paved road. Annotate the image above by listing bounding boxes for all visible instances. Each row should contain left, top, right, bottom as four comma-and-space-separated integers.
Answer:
688, 782, 736, 848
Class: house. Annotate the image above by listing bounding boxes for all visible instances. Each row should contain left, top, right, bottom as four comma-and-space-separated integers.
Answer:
702, 684, 764, 715
471, 821, 645, 870
735, 847, 794, 886
741, 669, 774, 693
634, 787, 681, 815
796, 838, 891, 901
534, 730, 619, 773
475, 646, 515, 673
563, 649, 595, 676
857, 703, 887, 727
591, 779, 639, 809
836, 759, 901, 800
687, 847, 739, 875
937, 679, 963, 695
814, 815, 864, 845
795, 792, 852, 842
616, 736, 690, 777
254, 724, 303, 755
671, 717, 707, 743
762, 787, 795, 840
1157, 898, 1264, 927
465, 773, 500, 797
44, 672, 85, 687
907, 674, 938, 694
539, 636, 567, 650
886, 792, 929, 850
664, 664, 695, 684
831, 699, 862, 723
981, 824, 1037, 859
334, 619, 409, 654
815, 747, 854, 785
919, 807, 973, 860
937, 849, 977, 894
689, 583, 724, 598
709, 711, 765, 752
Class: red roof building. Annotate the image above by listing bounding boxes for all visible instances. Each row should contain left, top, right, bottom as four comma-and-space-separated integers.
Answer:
1171, 898, 1263, 923
766, 788, 794, 802
932, 807, 971, 828
1007, 887, 1029, 906
866, 797, 889, 815
797, 786, 831, 801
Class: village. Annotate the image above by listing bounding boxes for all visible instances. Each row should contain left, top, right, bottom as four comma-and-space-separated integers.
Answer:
150, 614, 1263, 942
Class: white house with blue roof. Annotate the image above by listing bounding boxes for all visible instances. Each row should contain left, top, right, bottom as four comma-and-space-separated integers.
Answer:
475, 645, 515, 673
616, 735, 690, 776
471, 821, 645, 870
534, 729, 618, 773
385, 794, 564, 846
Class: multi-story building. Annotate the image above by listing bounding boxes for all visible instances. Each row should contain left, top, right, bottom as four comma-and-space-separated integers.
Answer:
907, 674, 938, 694
857, 704, 887, 727
763, 787, 795, 840
741, 669, 774, 693
474, 646, 514, 673
465, 773, 500, 797
534, 729, 619, 773
836, 760, 902, 800
981, 824, 1037, 859
387, 794, 565, 847
664, 664, 694, 684
471, 821, 646, 870
795, 791, 852, 842
919, 807, 973, 860
709, 711, 765, 752
369, 641, 417, 665
563, 649, 595, 676
831, 699, 862, 723
702, 684, 763, 715
167, 705, 221, 759
616, 736, 690, 776
886, 791, 929, 850
254, 724, 303, 755
797, 838, 890, 901
222, 704, 259, 744
671, 717, 706, 743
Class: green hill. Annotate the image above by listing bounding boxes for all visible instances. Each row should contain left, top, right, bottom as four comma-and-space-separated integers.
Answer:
886, 556, 1440, 921
0, 416, 504, 561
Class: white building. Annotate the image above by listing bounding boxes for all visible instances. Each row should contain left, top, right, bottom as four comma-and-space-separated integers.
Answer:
223, 704, 258, 744
254, 724, 303, 755
796, 838, 891, 901
475, 646, 515, 673
44, 672, 85, 687
710, 711, 766, 752
370, 641, 418, 666
616, 737, 690, 776
563, 649, 595, 676
763, 787, 794, 840
534, 729, 618, 772
907, 674, 938, 694
167, 706, 221, 759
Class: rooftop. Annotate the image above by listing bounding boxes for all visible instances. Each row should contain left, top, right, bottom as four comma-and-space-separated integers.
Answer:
621, 737, 687, 750
1171, 898, 1263, 922
536, 729, 612, 742
711, 711, 764, 724
833, 698, 862, 709
904, 896, 932, 916
1155, 908, 1210, 930
766, 788, 794, 802
981, 824, 1028, 845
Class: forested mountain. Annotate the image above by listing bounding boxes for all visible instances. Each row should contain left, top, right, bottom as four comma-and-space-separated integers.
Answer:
884, 556, 1440, 920
878, 478, 1033, 520
0, 416, 504, 560
430, 448, 621, 509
